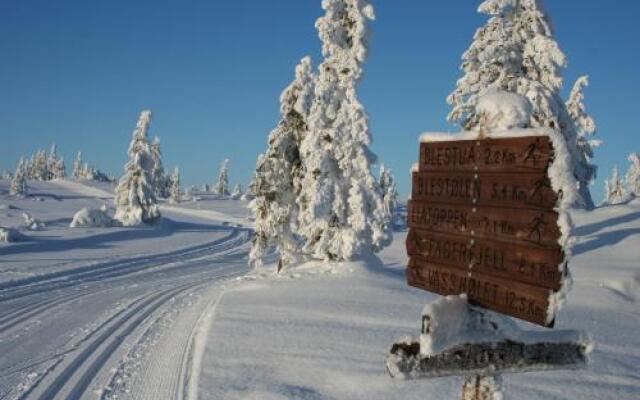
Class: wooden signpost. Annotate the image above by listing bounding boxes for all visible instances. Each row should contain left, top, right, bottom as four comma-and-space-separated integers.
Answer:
387, 134, 590, 399
409, 135, 564, 326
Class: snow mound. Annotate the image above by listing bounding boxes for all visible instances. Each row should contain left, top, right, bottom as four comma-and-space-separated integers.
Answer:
420, 127, 549, 143
0, 227, 25, 243
419, 295, 590, 357
476, 90, 532, 131
70, 205, 114, 228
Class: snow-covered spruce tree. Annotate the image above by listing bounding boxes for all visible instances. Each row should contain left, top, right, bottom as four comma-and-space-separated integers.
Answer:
73, 152, 84, 180
32, 150, 48, 181
447, 0, 523, 130
169, 167, 181, 204
114, 110, 161, 226
297, 0, 390, 262
231, 184, 243, 199
51, 157, 66, 180
626, 153, 640, 198
447, 0, 589, 207
150, 136, 168, 198
214, 159, 230, 196
379, 164, 398, 223
46, 144, 57, 180
250, 56, 316, 270
47, 144, 67, 179
1, 170, 13, 180
24, 155, 34, 180
567, 75, 599, 209
10, 157, 27, 197
604, 165, 627, 205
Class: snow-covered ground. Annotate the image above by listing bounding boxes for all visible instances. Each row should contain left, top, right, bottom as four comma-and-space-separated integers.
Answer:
196, 201, 640, 400
1, 180, 639, 399
0, 180, 252, 400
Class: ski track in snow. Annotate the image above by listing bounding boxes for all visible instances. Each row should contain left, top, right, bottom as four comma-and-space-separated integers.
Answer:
0, 235, 251, 400
0, 182, 253, 400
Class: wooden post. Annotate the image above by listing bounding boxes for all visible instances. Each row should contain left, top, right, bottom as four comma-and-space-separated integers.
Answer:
462, 375, 503, 400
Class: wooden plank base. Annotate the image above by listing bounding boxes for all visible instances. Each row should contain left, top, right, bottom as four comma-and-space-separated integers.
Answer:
386, 339, 588, 380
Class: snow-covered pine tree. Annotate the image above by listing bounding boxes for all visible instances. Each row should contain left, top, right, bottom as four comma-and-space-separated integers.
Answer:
604, 165, 627, 205
231, 184, 243, 200
447, 0, 523, 130
463, 0, 565, 131
297, 0, 390, 262
46, 143, 58, 180
18, 156, 30, 180
379, 165, 398, 223
33, 150, 48, 181
567, 75, 598, 209
10, 157, 27, 197
249, 56, 316, 269
52, 157, 66, 179
214, 159, 230, 196
169, 167, 181, 204
73, 152, 84, 180
150, 136, 168, 198
625, 153, 640, 198
46, 143, 67, 179
114, 110, 161, 226
447, 0, 588, 207
1, 170, 13, 180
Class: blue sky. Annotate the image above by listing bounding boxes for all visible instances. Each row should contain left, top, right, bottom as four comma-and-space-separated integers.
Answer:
1, 0, 638, 202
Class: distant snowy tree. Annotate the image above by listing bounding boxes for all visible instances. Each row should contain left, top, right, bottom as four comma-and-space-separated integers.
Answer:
73, 152, 84, 180
32, 150, 48, 181
214, 159, 230, 196
18, 156, 29, 179
604, 165, 627, 205
567, 75, 598, 209
448, 0, 587, 207
1, 170, 13, 180
46, 144, 66, 180
297, 0, 391, 262
231, 184, 243, 200
379, 165, 398, 223
10, 157, 27, 197
114, 110, 161, 226
150, 136, 168, 198
250, 57, 316, 270
169, 167, 182, 204
84, 165, 112, 182
51, 157, 66, 180
626, 153, 640, 198
46, 144, 57, 180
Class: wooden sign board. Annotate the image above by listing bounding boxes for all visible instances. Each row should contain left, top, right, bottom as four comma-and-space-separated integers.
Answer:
407, 201, 561, 248
407, 135, 566, 327
419, 136, 553, 173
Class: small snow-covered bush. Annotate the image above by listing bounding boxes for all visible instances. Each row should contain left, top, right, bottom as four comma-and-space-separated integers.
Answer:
22, 212, 45, 231
70, 206, 114, 228
0, 227, 24, 243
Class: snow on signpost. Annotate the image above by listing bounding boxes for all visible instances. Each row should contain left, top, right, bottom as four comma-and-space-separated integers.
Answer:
387, 124, 591, 399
